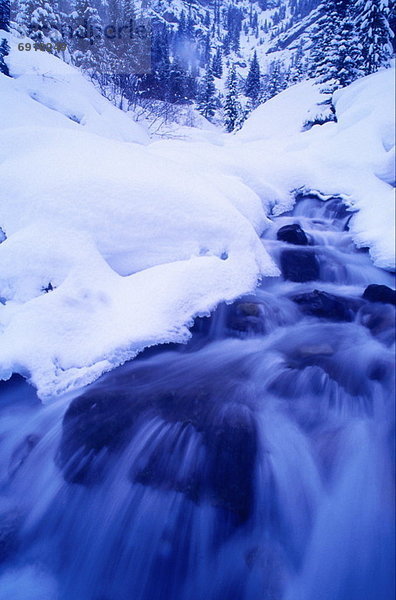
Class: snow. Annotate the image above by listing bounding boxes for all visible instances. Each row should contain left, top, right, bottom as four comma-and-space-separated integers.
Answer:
0, 37, 277, 399
0, 38, 394, 400
5, 33, 149, 144
233, 67, 396, 269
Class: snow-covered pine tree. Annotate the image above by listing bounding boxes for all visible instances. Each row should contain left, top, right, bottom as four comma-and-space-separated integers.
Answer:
357, 0, 394, 74
288, 39, 306, 83
0, 0, 9, 31
264, 59, 287, 99
333, 7, 364, 87
16, 0, 61, 44
212, 47, 223, 78
197, 63, 216, 119
0, 0, 9, 77
0, 38, 9, 74
70, 0, 104, 72
244, 50, 261, 105
224, 63, 241, 132
313, 0, 340, 89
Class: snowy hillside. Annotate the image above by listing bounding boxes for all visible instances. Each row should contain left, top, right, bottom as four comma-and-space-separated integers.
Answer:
0, 43, 394, 399
6, 0, 394, 131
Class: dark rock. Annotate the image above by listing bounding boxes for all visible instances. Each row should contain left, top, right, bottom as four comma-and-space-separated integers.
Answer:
280, 249, 320, 282
363, 284, 396, 306
133, 393, 258, 525
42, 282, 54, 293
204, 404, 257, 524
292, 290, 360, 321
56, 391, 137, 484
277, 224, 309, 246
227, 302, 265, 335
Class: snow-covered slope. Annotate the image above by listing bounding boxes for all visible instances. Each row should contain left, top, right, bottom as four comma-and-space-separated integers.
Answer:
5, 32, 149, 144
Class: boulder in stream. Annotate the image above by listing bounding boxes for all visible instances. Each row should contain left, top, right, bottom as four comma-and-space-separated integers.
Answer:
363, 284, 396, 306
277, 224, 309, 246
280, 249, 320, 282
292, 290, 360, 321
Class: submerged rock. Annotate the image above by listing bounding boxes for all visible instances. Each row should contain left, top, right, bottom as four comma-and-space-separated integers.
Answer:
359, 303, 396, 345
227, 302, 265, 335
280, 249, 320, 282
292, 290, 360, 321
277, 224, 309, 246
134, 394, 258, 525
56, 391, 137, 484
363, 284, 396, 306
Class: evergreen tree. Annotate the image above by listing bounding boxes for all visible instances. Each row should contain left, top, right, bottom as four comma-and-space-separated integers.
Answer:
0, 0, 9, 75
201, 33, 211, 67
71, 0, 104, 72
212, 47, 223, 78
0, 0, 9, 31
224, 63, 240, 132
0, 38, 9, 75
169, 57, 190, 103
288, 39, 306, 83
333, 9, 364, 86
245, 50, 261, 104
264, 60, 287, 99
16, 0, 61, 43
197, 64, 216, 119
314, 0, 340, 87
357, 0, 394, 74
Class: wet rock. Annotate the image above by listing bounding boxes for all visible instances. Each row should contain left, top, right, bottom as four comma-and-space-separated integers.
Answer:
56, 391, 137, 484
280, 249, 320, 282
359, 303, 395, 345
277, 224, 309, 246
227, 302, 265, 335
363, 284, 396, 306
298, 344, 334, 357
204, 404, 258, 524
133, 396, 258, 525
292, 290, 360, 321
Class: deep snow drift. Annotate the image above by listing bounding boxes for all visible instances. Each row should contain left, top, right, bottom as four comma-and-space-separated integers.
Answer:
0, 40, 394, 398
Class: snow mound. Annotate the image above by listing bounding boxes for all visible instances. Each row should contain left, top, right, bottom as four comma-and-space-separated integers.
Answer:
0, 43, 277, 399
233, 67, 395, 269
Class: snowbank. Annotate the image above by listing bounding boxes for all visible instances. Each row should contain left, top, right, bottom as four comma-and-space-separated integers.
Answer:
233, 68, 396, 269
0, 40, 394, 399
0, 42, 276, 399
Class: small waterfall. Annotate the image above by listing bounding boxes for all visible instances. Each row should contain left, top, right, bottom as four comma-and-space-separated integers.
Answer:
0, 197, 394, 600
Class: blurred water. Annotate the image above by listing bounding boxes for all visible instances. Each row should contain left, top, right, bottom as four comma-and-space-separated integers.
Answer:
0, 197, 394, 600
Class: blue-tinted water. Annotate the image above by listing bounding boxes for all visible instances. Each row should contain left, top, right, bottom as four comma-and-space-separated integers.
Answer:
0, 198, 394, 600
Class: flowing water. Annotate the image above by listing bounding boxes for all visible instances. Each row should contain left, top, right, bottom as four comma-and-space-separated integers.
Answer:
0, 197, 395, 600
